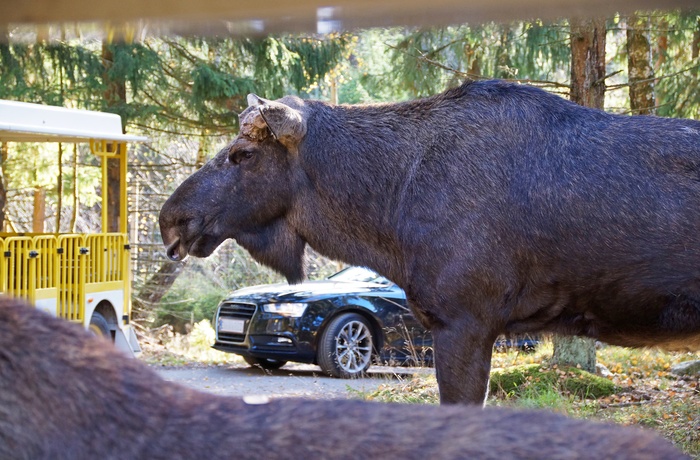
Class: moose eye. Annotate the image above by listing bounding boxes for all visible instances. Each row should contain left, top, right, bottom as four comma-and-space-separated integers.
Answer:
228, 149, 254, 165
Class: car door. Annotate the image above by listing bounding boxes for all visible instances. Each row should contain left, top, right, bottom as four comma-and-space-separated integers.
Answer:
376, 293, 433, 365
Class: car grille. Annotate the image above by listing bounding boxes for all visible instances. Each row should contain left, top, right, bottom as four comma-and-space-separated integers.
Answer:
219, 302, 256, 320
217, 302, 256, 344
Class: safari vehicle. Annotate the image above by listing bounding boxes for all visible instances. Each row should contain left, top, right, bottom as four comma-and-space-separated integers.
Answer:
0, 100, 145, 355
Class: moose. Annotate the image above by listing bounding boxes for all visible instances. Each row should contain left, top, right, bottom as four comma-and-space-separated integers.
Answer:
0, 297, 689, 459
160, 80, 700, 405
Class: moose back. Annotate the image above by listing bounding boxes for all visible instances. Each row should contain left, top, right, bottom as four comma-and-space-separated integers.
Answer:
160, 80, 700, 404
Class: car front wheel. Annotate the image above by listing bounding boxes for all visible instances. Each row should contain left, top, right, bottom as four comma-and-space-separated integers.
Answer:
318, 313, 373, 378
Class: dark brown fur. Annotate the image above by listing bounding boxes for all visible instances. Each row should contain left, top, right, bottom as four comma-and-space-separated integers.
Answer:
160, 80, 700, 403
0, 297, 689, 459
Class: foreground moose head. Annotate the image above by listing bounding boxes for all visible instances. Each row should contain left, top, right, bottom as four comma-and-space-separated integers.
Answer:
0, 297, 689, 459
160, 80, 700, 404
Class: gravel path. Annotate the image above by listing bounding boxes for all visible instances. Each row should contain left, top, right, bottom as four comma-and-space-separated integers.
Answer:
155, 362, 433, 399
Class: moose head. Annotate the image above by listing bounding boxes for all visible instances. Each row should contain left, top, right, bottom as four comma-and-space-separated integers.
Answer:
159, 94, 310, 283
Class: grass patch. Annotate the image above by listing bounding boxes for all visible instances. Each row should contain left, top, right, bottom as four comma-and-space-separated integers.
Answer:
514, 387, 578, 413
139, 320, 243, 367
592, 397, 700, 457
358, 374, 440, 404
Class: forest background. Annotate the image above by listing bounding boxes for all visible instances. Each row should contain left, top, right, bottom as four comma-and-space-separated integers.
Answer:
0, 10, 699, 332
2, 12, 700, 455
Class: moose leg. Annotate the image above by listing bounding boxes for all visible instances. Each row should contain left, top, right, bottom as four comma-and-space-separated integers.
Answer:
403, 258, 505, 405
432, 322, 497, 405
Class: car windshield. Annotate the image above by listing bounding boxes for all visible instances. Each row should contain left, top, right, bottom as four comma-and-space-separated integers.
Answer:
328, 266, 392, 285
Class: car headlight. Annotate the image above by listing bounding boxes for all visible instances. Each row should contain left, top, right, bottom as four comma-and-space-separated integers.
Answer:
262, 303, 308, 317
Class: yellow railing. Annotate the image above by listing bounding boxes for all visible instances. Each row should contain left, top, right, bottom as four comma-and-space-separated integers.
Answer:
1, 236, 37, 301
57, 234, 85, 321
85, 233, 128, 284
0, 233, 130, 322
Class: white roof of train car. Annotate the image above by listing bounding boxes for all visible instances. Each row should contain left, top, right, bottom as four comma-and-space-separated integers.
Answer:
0, 100, 148, 143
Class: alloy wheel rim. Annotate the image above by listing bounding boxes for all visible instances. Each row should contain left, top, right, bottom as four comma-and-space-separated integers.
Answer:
335, 320, 372, 373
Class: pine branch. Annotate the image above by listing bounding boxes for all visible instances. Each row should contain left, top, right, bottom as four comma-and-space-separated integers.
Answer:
159, 39, 203, 66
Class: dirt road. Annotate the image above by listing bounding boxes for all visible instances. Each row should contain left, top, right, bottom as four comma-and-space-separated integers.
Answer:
155, 362, 432, 399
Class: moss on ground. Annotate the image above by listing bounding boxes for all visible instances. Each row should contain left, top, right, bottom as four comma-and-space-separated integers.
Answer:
489, 363, 619, 399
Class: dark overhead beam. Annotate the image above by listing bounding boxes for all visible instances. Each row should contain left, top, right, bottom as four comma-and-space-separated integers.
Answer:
1, 0, 698, 37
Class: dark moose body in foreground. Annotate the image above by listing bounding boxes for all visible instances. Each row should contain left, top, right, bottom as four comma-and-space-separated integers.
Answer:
0, 298, 689, 460
160, 79, 700, 404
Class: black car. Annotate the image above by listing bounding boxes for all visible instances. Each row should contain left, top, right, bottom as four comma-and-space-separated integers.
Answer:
213, 266, 536, 378
213, 266, 433, 377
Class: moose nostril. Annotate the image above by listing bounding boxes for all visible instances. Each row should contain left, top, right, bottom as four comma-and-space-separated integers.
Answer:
166, 240, 182, 261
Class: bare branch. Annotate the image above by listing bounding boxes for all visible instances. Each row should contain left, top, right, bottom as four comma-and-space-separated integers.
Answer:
606, 63, 700, 91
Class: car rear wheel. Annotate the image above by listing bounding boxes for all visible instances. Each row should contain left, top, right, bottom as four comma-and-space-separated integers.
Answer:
318, 313, 373, 378
243, 356, 288, 370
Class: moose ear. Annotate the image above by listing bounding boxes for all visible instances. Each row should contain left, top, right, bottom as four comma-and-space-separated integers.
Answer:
245, 94, 307, 151
247, 94, 264, 107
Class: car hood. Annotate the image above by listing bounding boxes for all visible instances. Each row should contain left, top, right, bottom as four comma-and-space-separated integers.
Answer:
222, 280, 401, 303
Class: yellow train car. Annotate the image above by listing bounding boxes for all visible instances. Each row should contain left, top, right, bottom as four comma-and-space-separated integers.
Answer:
0, 100, 146, 356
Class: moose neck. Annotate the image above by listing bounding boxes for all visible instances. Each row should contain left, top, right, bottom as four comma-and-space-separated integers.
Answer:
289, 100, 432, 284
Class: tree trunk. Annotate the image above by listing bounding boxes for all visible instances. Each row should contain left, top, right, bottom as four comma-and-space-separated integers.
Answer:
102, 42, 127, 233
70, 144, 79, 232
654, 17, 668, 71
551, 336, 596, 372
693, 17, 700, 60
495, 25, 513, 79
569, 17, 606, 109
195, 131, 209, 169
56, 142, 63, 232
469, 53, 481, 78
551, 17, 607, 373
627, 15, 655, 115
132, 260, 188, 320
32, 187, 45, 233
0, 142, 7, 231
56, 60, 65, 232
